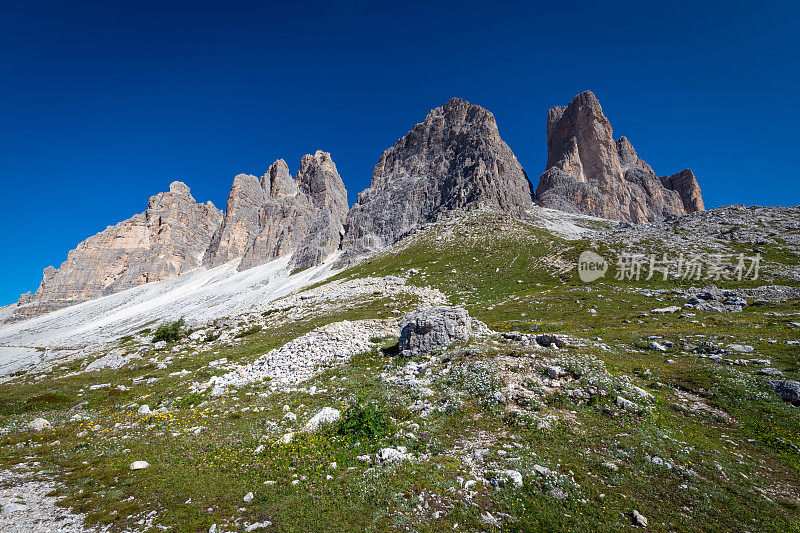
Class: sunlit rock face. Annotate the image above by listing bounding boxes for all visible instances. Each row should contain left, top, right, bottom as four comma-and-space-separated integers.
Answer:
536, 90, 704, 223
13, 182, 222, 321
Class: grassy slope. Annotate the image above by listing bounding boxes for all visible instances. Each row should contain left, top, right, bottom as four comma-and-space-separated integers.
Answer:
0, 211, 798, 532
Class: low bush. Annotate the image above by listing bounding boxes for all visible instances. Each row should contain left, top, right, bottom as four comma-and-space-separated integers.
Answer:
152, 318, 184, 344
235, 325, 263, 338
336, 395, 389, 440
175, 392, 206, 409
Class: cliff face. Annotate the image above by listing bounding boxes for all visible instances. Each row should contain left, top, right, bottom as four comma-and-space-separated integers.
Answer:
13, 182, 222, 321
205, 151, 348, 271
342, 98, 534, 255
661, 169, 705, 213
536, 91, 704, 223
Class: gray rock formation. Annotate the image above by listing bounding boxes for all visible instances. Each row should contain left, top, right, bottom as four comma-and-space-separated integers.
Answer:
398, 306, 473, 356
12, 182, 222, 321
767, 380, 800, 404
205, 151, 348, 271
536, 91, 704, 223
202, 172, 269, 266
342, 98, 534, 254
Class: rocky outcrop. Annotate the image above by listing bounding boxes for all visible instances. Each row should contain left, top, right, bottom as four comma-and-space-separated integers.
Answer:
205, 151, 348, 271
12, 182, 222, 321
536, 91, 704, 223
660, 169, 705, 213
342, 98, 534, 254
767, 380, 800, 404
398, 306, 473, 356
202, 173, 268, 266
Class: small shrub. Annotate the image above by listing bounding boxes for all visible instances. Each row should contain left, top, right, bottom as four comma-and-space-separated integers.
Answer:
632, 340, 651, 350
152, 318, 185, 344
25, 392, 72, 409
235, 325, 263, 338
175, 392, 206, 409
261, 306, 293, 317
336, 395, 389, 440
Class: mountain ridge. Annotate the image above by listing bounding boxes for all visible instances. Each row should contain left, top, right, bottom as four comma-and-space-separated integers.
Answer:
8, 93, 708, 322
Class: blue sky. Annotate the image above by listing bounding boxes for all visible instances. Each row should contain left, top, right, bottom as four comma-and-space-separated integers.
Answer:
1, 0, 798, 305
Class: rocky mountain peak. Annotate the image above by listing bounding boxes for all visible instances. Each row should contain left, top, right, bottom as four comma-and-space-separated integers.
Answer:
544, 90, 619, 185
207, 152, 348, 272
536, 91, 704, 223
202, 174, 266, 266
168, 181, 192, 196
430, 97, 500, 136
616, 137, 655, 175
263, 159, 298, 199
661, 168, 705, 213
342, 98, 534, 255
11, 183, 222, 322
296, 151, 347, 209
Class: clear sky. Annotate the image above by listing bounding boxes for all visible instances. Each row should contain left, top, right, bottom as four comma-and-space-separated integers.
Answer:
1, 0, 798, 305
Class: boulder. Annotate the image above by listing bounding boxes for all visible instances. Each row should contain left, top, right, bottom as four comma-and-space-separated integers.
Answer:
303, 407, 341, 432
536, 334, 566, 348
727, 344, 754, 353
28, 418, 51, 431
650, 306, 682, 315
398, 306, 472, 356
376, 446, 410, 464
632, 510, 648, 528
767, 380, 800, 404
616, 396, 641, 412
